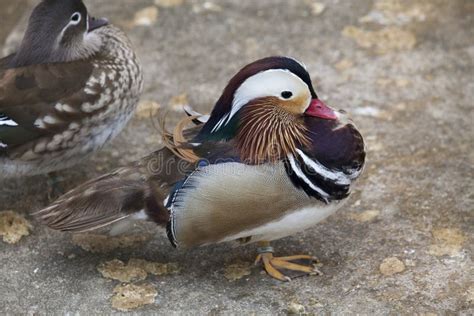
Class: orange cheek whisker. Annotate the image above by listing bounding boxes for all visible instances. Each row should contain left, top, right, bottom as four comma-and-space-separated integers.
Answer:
236, 99, 310, 164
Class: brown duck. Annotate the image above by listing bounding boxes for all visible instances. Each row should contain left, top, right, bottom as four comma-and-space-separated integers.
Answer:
0, 0, 143, 177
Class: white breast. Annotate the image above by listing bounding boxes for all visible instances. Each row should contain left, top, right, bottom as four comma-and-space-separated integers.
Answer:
219, 202, 342, 244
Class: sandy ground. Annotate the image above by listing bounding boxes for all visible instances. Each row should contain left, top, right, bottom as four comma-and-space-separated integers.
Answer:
0, 0, 473, 314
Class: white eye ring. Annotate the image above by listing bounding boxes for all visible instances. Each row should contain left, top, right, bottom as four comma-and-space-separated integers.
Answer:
70, 12, 82, 25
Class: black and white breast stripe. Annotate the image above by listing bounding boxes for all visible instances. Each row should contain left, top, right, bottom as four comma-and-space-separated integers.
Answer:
0, 114, 17, 149
284, 150, 353, 203
0, 114, 18, 127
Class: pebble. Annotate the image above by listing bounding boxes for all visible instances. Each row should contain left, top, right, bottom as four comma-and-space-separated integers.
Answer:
305, 1, 326, 16
379, 257, 405, 276
223, 261, 252, 282
287, 302, 306, 315
428, 228, 466, 257
112, 283, 157, 311
0, 211, 32, 244
133, 6, 159, 26
349, 210, 380, 222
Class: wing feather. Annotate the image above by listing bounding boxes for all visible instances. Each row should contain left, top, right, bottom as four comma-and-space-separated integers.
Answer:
0, 59, 95, 150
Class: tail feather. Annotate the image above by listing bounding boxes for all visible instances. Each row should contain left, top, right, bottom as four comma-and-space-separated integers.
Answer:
36, 108, 203, 234
35, 168, 148, 233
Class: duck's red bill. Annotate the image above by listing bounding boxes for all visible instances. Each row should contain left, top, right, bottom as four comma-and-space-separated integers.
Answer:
305, 99, 338, 120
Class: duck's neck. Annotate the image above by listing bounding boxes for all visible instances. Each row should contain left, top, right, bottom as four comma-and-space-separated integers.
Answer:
12, 29, 56, 68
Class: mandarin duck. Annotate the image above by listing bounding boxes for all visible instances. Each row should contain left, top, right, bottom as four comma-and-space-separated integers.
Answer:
37, 56, 365, 281
0, 0, 143, 177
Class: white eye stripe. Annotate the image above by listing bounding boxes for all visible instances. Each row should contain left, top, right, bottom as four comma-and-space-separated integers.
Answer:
211, 69, 311, 133
55, 12, 83, 47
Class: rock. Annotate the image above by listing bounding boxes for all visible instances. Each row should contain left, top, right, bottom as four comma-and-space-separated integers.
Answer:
304, 1, 326, 16
98, 258, 181, 282
428, 228, 466, 257
202, 2, 222, 12
98, 259, 148, 283
67, 254, 77, 260
133, 6, 159, 26
0, 211, 32, 244
192, 1, 222, 13
287, 302, 306, 315
349, 210, 380, 222
111, 283, 157, 311
223, 261, 252, 281
379, 257, 405, 276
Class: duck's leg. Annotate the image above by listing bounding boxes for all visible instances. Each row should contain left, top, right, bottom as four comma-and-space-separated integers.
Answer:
255, 241, 321, 281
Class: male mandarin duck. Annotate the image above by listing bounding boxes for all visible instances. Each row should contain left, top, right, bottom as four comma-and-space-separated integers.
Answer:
0, 0, 143, 177
37, 56, 365, 281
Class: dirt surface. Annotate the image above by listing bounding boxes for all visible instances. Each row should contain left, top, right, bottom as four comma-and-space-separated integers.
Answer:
0, 0, 473, 314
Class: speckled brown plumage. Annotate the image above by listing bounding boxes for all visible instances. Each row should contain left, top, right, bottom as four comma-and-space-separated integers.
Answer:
0, 1, 143, 177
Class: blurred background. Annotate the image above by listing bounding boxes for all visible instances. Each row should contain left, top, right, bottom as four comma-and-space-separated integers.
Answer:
0, 0, 472, 314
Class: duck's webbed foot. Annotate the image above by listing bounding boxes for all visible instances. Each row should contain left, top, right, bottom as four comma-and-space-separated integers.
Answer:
255, 241, 321, 282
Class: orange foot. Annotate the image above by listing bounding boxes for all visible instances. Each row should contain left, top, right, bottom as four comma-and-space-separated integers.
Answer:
255, 242, 321, 282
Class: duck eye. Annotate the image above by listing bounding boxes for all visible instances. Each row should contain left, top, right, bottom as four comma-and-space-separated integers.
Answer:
70, 12, 81, 24
281, 91, 293, 99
